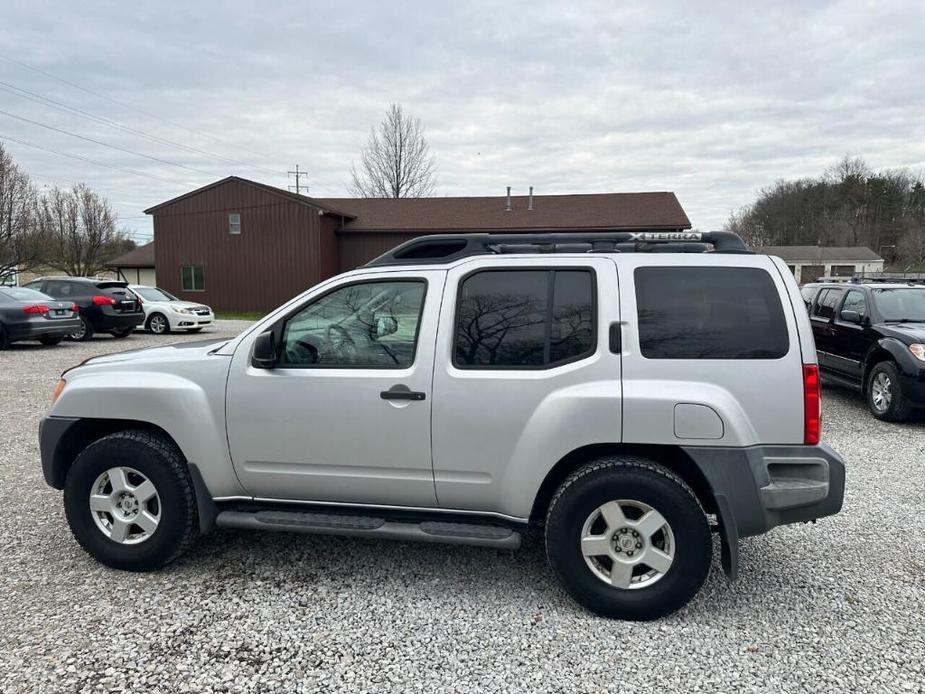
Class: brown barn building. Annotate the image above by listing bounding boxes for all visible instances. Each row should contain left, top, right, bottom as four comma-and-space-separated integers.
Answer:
145, 176, 691, 312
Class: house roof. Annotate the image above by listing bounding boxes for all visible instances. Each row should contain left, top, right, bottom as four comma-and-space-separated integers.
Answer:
144, 177, 690, 232
757, 246, 883, 263
107, 241, 155, 268
143, 176, 356, 218
313, 192, 690, 232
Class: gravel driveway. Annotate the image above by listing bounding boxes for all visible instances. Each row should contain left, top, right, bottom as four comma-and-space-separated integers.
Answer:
1, 325, 923, 692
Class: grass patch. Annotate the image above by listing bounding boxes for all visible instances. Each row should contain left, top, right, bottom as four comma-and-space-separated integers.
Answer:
214, 311, 265, 321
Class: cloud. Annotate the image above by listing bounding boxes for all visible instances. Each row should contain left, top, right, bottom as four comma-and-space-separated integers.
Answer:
1, 0, 923, 242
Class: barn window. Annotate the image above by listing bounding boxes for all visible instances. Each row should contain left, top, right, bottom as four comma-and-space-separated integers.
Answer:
229, 213, 241, 234
181, 265, 205, 292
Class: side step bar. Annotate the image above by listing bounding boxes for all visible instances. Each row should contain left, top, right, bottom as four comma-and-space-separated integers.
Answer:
215, 510, 522, 550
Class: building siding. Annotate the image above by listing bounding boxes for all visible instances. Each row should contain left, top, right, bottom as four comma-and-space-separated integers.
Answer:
337, 232, 418, 273
153, 179, 334, 312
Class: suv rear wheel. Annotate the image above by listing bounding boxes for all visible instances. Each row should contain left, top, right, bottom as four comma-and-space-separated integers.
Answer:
69, 315, 94, 341
545, 456, 711, 620
63, 430, 199, 570
866, 361, 912, 422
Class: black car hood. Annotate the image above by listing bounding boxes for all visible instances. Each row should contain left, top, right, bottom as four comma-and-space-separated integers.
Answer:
876, 322, 925, 343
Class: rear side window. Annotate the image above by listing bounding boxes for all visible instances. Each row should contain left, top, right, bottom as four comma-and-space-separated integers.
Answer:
454, 269, 595, 368
812, 288, 843, 320
634, 267, 789, 359
45, 281, 82, 297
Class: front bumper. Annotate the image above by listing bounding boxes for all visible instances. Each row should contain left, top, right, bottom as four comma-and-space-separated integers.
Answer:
683, 443, 846, 539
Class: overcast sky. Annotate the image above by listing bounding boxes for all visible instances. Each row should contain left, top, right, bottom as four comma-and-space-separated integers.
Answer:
1, 0, 923, 242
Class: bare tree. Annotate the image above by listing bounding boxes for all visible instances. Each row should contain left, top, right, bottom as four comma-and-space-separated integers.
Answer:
0, 143, 43, 280
348, 104, 437, 198
39, 183, 134, 277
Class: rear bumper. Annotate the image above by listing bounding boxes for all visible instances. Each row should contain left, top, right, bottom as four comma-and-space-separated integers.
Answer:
8, 318, 82, 340
683, 443, 845, 538
93, 311, 145, 331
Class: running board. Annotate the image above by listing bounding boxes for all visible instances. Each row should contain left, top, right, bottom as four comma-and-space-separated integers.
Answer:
215, 510, 522, 549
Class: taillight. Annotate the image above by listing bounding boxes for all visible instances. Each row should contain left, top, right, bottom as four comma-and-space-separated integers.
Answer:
71, 303, 80, 313
23, 304, 50, 314
803, 364, 821, 445
92, 295, 117, 306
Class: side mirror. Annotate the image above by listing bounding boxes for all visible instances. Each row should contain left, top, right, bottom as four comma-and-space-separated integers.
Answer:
375, 315, 399, 338
251, 330, 277, 368
840, 310, 862, 324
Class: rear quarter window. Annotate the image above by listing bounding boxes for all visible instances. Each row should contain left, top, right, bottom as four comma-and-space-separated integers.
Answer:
634, 266, 790, 359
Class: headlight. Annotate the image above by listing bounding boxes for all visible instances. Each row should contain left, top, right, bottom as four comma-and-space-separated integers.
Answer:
51, 378, 66, 404
910, 344, 925, 362
173, 307, 192, 315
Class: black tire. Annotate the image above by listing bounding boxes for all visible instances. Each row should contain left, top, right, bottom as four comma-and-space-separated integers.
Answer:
39, 336, 64, 346
866, 361, 912, 422
110, 327, 133, 338
69, 316, 94, 341
0, 322, 9, 350
147, 312, 170, 335
545, 456, 711, 621
63, 430, 199, 571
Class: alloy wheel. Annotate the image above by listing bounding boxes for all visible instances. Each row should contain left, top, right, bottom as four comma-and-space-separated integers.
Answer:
580, 499, 675, 590
871, 372, 892, 413
89, 467, 161, 544
149, 315, 167, 334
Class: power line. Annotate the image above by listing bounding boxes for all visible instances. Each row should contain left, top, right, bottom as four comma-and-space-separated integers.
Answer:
288, 164, 309, 194
0, 79, 282, 178
0, 54, 279, 168
0, 132, 194, 185
0, 108, 215, 176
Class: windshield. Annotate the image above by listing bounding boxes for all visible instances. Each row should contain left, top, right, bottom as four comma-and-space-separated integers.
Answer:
1, 287, 52, 301
873, 288, 925, 321
133, 287, 177, 302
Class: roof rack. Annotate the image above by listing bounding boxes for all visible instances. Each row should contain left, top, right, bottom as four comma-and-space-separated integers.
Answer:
851, 276, 925, 286
366, 230, 751, 267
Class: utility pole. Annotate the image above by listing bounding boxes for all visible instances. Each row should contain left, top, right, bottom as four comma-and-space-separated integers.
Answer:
288, 165, 309, 195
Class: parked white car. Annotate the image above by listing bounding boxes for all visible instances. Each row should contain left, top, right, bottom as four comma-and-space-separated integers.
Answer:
129, 285, 213, 334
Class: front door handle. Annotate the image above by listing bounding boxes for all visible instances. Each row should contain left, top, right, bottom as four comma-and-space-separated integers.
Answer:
380, 385, 426, 401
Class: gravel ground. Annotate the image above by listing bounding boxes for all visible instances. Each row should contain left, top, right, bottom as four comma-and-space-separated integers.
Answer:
1, 326, 923, 693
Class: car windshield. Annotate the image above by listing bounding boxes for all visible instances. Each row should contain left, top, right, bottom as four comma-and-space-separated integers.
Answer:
1, 286, 52, 301
134, 287, 177, 302
873, 288, 925, 321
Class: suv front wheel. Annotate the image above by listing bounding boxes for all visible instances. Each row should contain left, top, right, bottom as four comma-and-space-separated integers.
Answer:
545, 456, 711, 620
63, 430, 199, 570
866, 361, 912, 422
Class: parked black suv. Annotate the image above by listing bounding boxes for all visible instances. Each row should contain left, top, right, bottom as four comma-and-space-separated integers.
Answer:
24, 277, 145, 341
802, 280, 925, 421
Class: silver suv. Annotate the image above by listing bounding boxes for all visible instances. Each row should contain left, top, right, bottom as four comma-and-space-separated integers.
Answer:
39, 231, 845, 620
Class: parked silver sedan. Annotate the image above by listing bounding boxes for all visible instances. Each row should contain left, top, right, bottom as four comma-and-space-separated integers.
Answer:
0, 286, 81, 349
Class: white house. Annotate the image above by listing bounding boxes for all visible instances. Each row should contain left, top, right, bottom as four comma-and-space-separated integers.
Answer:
756, 246, 884, 284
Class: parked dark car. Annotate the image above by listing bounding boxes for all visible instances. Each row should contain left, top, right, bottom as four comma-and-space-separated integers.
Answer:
24, 277, 145, 341
0, 286, 81, 349
802, 280, 925, 421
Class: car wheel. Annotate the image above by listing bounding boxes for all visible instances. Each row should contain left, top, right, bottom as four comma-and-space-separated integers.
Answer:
68, 316, 94, 342
866, 361, 912, 422
110, 328, 133, 338
63, 430, 199, 571
545, 456, 711, 621
39, 336, 64, 346
147, 313, 169, 335
0, 322, 9, 350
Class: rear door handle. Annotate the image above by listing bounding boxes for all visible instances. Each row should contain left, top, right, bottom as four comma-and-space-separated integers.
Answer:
380, 385, 426, 401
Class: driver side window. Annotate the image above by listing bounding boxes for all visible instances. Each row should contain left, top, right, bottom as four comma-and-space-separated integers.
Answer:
279, 279, 426, 368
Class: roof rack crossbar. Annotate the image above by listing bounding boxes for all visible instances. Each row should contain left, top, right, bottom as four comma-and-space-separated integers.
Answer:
367, 230, 750, 267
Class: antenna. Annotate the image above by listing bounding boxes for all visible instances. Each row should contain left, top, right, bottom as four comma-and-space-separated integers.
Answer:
288, 165, 309, 195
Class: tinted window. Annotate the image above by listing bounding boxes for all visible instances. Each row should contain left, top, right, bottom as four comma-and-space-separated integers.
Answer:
841, 290, 867, 318
872, 288, 925, 321
454, 269, 595, 368
45, 281, 84, 297
800, 285, 818, 308
812, 288, 843, 320
635, 267, 789, 359
280, 280, 426, 368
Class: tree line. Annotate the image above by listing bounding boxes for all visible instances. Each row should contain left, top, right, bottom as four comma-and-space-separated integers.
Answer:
726, 156, 925, 267
0, 143, 134, 281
